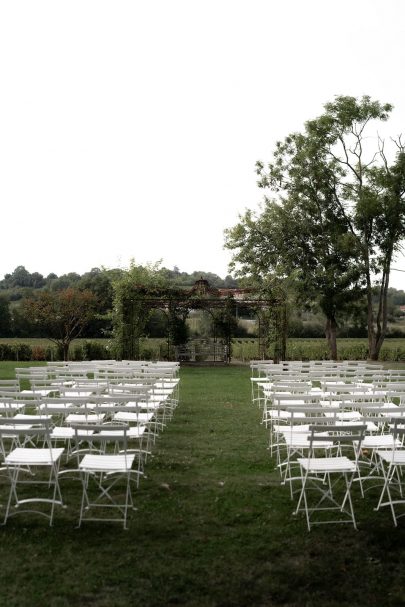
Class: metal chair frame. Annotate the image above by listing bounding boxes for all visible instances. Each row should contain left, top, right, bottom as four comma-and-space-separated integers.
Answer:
72, 423, 139, 529
0, 418, 65, 526
293, 424, 366, 531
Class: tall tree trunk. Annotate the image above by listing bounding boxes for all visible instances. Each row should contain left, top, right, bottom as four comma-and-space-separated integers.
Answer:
369, 263, 391, 360
63, 341, 70, 361
368, 246, 393, 361
325, 316, 338, 361
363, 240, 378, 360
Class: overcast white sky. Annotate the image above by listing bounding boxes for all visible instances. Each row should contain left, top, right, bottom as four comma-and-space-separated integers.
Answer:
1, 0, 405, 288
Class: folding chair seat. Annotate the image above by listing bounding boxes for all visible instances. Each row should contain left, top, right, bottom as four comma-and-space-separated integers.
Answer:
276, 408, 338, 495
51, 425, 96, 462
263, 392, 314, 423
65, 405, 106, 426
279, 429, 334, 496
72, 424, 139, 529
0, 418, 65, 525
39, 399, 77, 424
112, 408, 156, 454
358, 433, 400, 486
93, 404, 151, 472
293, 424, 366, 530
263, 393, 321, 454
99, 427, 146, 484
57, 379, 109, 398
38, 402, 98, 460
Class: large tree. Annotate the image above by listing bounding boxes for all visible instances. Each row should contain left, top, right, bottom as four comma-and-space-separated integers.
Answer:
226, 96, 405, 360
225, 198, 361, 359
22, 288, 97, 360
303, 96, 405, 359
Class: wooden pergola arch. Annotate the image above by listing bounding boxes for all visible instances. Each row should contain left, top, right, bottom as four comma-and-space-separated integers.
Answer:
120, 277, 286, 362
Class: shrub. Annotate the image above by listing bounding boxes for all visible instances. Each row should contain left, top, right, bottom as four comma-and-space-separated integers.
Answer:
82, 341, 110, 361
139, 338, 166, 361
72, 344, 84, 361
13, 343, 32, 361
0, 344, 14, 360
31, 346, 46, 361
337, 341, 369, 360
45, 346, 57, 361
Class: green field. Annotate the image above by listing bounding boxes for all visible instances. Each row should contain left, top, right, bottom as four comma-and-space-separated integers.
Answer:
233, 337, 405, 362
0, 363, 405, 605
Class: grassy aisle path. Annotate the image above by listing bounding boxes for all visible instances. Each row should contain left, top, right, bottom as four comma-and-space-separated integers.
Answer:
131, 365, 280, 606
1, 365, 405, 605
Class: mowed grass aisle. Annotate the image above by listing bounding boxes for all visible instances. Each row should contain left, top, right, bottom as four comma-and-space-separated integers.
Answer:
1, 365, 405, 606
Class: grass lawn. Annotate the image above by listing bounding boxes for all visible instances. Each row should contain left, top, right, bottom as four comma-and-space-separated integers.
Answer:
0, 364, 405, 606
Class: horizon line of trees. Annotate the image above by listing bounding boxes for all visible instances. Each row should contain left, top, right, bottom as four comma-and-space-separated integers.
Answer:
0, 263, 405, 347
0, 264, 240, 342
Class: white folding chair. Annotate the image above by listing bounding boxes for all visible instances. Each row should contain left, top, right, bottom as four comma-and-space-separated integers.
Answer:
0, 417, 65, 526
294, 424, 366, 530
72, 423, 139, 529
375, 420, 405, 526
277, 407, 338, 496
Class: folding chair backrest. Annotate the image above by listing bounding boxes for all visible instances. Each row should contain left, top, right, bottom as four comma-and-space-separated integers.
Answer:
391, 419, 405, 442
286, 407, 339, 429
307, 424, 367, 456
0, 417, 53, 455
71, 423, 131, 463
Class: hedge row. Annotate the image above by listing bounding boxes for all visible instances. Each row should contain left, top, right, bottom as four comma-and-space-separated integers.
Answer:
0, 342, 112, 362
1, 338, 405, 362
0, 339, 169, 362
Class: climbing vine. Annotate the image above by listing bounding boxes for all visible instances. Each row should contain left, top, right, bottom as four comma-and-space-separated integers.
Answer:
112, 266, 287, 362
112, 261, 167, 359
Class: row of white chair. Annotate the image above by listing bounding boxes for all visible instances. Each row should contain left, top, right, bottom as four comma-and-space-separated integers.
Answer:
252, 361, 405, 529
0, 361, 180, 528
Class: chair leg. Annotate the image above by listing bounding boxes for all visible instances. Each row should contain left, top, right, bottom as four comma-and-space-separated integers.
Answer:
3, 466, 19, 525
375, 463, 399, 526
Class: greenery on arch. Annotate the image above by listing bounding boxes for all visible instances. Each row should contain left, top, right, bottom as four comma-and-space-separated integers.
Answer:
112, 262, 287, 362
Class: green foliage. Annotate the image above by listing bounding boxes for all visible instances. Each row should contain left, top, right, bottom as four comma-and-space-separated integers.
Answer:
21, 288, 97, 360
167, 305, 189, 347
145, 308, 169, 337
69, 341, 109, 361
0, 344, 14, 360
15, 343, 35, 361
161, 267, 238, 288
2, 265, 46, 289
0, 296, 12, 336
226, 95, 405, 361
112, 261, 169, 359
0, 343, 35, 361
0, 266, 240, 345
305, 96, 405, 359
